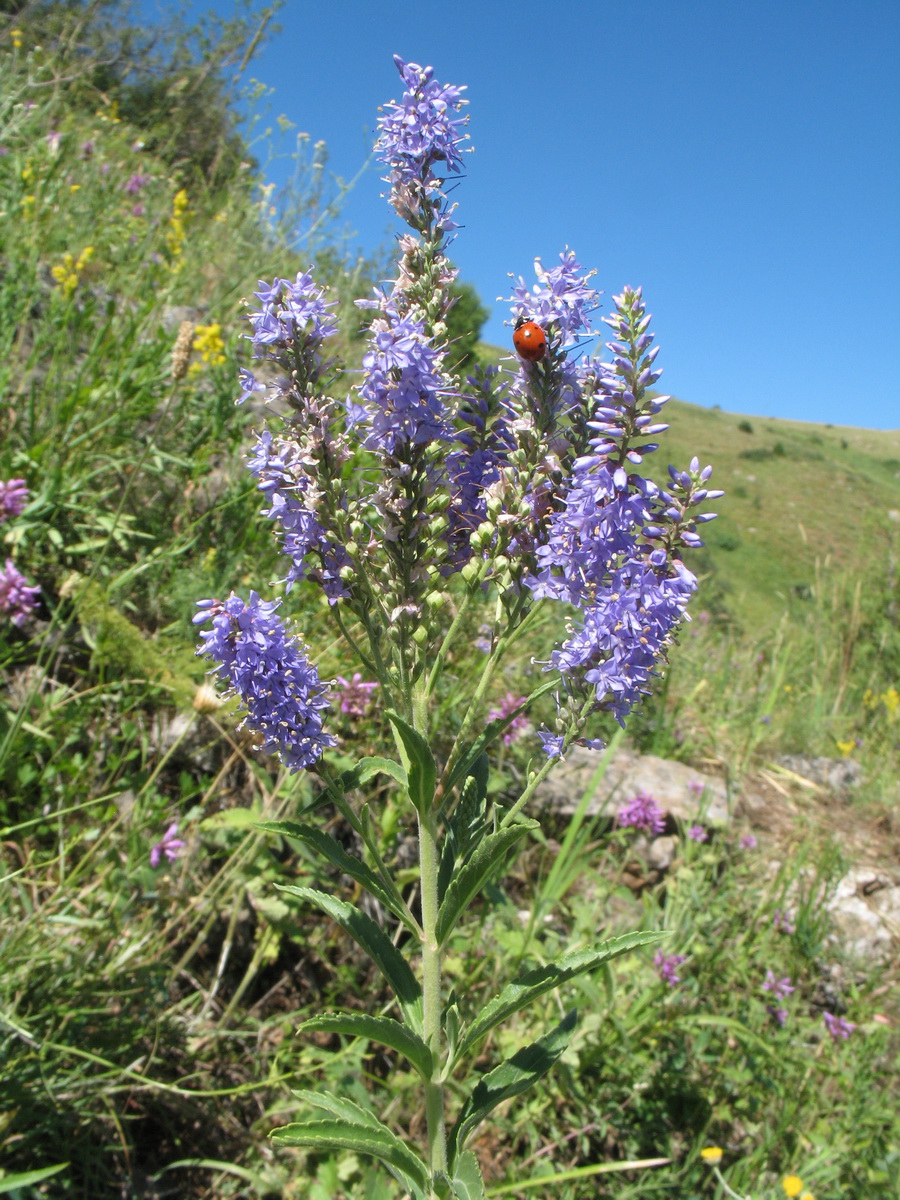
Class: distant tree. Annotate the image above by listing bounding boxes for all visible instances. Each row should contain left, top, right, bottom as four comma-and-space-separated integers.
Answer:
444, 277, 489, 375
7, 0, 280, 193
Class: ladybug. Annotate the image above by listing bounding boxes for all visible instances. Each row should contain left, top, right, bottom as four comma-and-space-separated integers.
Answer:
513, 315, 547, 362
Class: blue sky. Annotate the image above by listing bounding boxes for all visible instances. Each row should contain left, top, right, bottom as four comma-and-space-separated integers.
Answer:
145, 0, 899, 429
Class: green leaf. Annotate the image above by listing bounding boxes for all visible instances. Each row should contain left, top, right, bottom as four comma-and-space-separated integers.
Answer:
457, 931, 667, 1059
446, 678, 559, 794
298, 1012, 434, 1080
258, 821, 417, 933
271, 1119, 429, 1199
386, 711, 436, 812
452, 1150, 486, 1200
449, 1011, 577, 1163
436, 821, 539, 944
278, 886, 423, 1032
0, 1164, 68, 1193
341, 756, 408, 791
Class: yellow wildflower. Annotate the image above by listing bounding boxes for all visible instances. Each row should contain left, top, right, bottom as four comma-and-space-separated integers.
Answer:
51, 246, 94, 297
881, 686, 899, 718
782, 1177, 803, 1198
20, 194, 36, 215
21, 164, 33, 184
800, 1193, 815, 1200
166, 188, 190, 261
70, 183, 81, 193
192, 322, 227, 366
700, 1146, 723, 1165
835, 739, 855, 757
10, 28, 23, 50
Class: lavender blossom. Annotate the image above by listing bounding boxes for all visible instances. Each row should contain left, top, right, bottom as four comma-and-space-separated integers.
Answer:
654, 951, 687, 986
375, 56, 468, 199
507, 249, 599, 348
0, 479, 28, 521
0, 558, 40, 625
687, 824, 708, 843
150, 822, 186, 867
617, 791, 666, 835
194, 592, 336, 772
487, 693, 531, 745
773, 908, 796, 934
823, 1011, 856, 1040
767, 1005, 788, 1027
740, 833, 757, 850
243, 270, 339, 400
762, 969, 795, 1000
354, 306, 452, 456
334, 673, 379, 718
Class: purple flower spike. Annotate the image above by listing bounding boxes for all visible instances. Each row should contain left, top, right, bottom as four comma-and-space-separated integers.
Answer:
0, 478, 29, 521
195, 592, 336, 772
0, 558, 40, 626
654, 951, 687, 986
617, 790, 666, 835
150, 822, 186, 868
375, 56, 469, 190
823, 1011, 856, 1040
355, 306, 452, 456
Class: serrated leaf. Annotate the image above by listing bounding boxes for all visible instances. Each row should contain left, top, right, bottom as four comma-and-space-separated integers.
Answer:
386, 711, 436, 812
258, 820, 417, 933
271, 1118, 429, 1198
457, 931, 667, 1058
298, 1012, 433, 1080
278, 886, 423, 1032
452, 1150, 485, 1200
341, 756, 408, 791
445, 677, 559, 795
436, 821, 538, 944
449, 1011, 577, 1163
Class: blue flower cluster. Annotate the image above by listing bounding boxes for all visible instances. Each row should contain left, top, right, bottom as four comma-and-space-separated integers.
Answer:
194, 592, 336, 771
195, 55, 719, 774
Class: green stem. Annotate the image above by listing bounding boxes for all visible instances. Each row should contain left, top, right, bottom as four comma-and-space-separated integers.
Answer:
418, 804, 448, 1179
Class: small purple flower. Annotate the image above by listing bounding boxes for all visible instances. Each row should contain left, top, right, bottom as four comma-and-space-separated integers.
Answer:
80, 140, 95, 158
131, 203, 145, 218
740, 833, 757, 850
773, 909, 796, 934
687, 824, 708, 843
767, 1005, 788, 1027
487, 692, 530, 745
762, 969, 795, 1000
150, 822, 186, 868
654, 952, 687, 986
617, 790, 666, 835
687, 778, 704, 796
823, 1011, 856, 1040
0, 478, 29, 520
46, 130, 62, 152
194, 591, 336, 772
537, 730, 565, 758
334, 673, 379, 718
0, 558, 40, 626
124, 172, 150, 195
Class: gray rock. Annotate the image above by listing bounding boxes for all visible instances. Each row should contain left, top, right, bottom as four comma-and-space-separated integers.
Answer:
534, 745, 730, 825
647, 835, 678, 872
826, 868, 900, 962
775, 755, 862, 795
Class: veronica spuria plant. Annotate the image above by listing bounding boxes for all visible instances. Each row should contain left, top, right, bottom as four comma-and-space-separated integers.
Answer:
194, 55, 721, 1200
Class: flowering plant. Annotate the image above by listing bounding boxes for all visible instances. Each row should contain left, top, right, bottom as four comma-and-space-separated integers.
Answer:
195, 55, 720, 1199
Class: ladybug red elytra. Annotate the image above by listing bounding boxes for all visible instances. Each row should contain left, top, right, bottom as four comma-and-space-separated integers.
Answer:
512, 316, 547, 362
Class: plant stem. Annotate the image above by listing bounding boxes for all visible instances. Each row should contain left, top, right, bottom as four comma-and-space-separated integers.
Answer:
418, 803, 448, 1179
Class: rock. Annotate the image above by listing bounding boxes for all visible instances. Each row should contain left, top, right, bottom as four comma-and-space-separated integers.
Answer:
826, 868, 900, 962
775, 755, 862, 795
647, 835, 678, 872
534, 745, 729, 826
